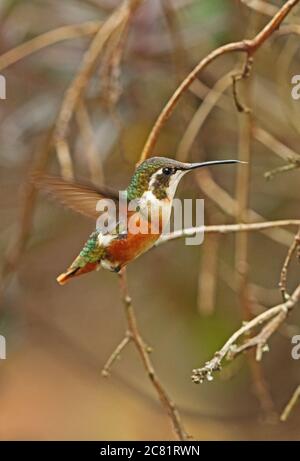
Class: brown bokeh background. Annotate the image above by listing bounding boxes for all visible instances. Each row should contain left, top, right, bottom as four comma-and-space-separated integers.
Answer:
0, 0, 300, 440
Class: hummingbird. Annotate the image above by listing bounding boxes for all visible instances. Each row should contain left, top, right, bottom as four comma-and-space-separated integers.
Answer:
33, 157, 243, 285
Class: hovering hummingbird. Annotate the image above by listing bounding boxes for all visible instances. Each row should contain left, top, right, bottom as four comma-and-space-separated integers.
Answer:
34, 157, 243, 285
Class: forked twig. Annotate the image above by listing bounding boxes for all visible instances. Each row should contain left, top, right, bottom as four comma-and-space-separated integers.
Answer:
106, 268, 189, 441
192, 283, 300, 383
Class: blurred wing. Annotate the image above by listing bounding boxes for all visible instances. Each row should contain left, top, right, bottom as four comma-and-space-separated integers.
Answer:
32, 174, 120, 219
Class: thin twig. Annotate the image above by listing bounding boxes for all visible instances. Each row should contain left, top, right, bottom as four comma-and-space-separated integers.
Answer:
227, 310, 287, 361
231, 54, 253, 113
101, 333, 131, 377
279, 227, 300, 301
116, 268, 189, 440
156, 220, 300, 246
265, 160, 300, 180
280, 384, 300, 421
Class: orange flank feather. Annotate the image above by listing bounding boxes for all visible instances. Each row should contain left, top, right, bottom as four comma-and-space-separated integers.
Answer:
106, 230, 160, 267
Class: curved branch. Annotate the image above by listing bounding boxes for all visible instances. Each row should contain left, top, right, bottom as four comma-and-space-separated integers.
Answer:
139, 0, 299, 162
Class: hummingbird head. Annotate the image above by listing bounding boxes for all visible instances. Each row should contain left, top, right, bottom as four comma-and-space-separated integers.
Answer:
126, 156, 244, 201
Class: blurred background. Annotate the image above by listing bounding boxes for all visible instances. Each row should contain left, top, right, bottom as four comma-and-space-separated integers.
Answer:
0, 0, 300, 440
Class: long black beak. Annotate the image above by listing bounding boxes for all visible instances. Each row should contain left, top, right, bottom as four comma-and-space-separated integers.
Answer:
184, 159, 246, 170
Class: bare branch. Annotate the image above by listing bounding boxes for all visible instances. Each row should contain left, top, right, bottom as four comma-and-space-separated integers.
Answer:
192, 283, 300, 383
114, 268, 189, 440
156, 220, 300, 246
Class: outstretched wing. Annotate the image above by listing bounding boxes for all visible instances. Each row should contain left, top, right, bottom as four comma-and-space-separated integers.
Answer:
32, 174, 120, 219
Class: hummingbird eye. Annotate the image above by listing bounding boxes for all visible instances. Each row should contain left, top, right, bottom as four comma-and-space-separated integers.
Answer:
162, 167, 174, 176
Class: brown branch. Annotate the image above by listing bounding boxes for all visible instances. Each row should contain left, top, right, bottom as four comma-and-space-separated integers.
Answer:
139, 0, 299, 162
113, 268, 189, 440
191, 282, 300, 383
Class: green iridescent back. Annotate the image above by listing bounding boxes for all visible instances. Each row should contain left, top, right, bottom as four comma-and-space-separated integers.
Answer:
70, 231, 105, 269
